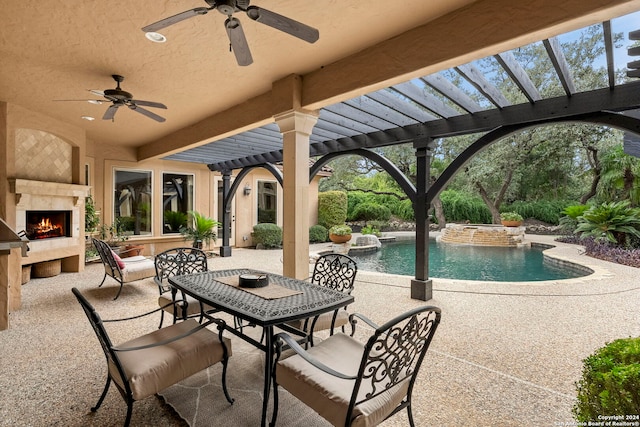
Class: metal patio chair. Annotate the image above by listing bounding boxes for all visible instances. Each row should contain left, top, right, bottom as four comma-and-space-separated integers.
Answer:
92, 238, 156, 300
154, 247, 218, 328
72, 287, 233, 427
287, 253, 358, 345
271, 305, 441, 427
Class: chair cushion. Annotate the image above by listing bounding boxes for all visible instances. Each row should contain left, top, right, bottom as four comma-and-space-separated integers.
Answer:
109, 319, 231, 401
287, 310, 350, 333
120, 257, 156, 282
158, 294, 217, 317
276, 332, 409, 427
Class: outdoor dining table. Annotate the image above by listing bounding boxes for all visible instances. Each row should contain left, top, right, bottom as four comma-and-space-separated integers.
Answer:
168, 268, 355, 427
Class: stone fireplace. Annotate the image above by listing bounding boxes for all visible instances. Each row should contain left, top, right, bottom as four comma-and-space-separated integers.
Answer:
10, 178, 90, 267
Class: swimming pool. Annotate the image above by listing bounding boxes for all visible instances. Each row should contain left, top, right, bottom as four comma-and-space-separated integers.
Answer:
348, 239, 590, 281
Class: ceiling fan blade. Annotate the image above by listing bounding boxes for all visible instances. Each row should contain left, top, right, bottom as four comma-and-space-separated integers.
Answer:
128, 105, 166, 122
142, 7, 211, 33
88, 89, 105, 96
130, 99, 167, 109
103, 104, 120, 121
53, 99, 104, 104
225, 17, 253, 66
245, 6, 319, 43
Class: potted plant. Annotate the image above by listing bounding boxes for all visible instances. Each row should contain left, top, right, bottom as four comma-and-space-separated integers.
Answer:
500, 212, 523, 227
328, 224, 352, 243
180, 210, 221, 249
98, 219, 129, 251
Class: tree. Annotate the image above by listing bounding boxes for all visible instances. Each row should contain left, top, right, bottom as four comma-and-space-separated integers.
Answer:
598, 144, 640, 205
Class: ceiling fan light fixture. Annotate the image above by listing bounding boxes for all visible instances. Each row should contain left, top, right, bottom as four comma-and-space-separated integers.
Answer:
87, 99, 102, 105
145, 31, 167, 43
81, 116, 95, 121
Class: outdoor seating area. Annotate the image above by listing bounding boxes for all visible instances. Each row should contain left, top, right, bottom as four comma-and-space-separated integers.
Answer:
2, 234, 639, 426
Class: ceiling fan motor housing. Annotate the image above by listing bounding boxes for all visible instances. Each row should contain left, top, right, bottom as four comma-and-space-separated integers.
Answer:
214, 0, 245, 15
104, 89, 133, 100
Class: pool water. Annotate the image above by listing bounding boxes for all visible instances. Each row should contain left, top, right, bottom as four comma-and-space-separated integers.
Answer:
349, 239, 589, 281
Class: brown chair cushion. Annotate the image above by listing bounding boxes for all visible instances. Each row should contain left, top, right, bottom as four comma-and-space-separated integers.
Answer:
108, 319, 231, 401
276, 332, 408, 427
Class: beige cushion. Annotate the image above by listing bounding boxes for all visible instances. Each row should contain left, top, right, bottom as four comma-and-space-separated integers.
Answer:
158, 294, 217, 317
276, 333, 409, 427
287, 310, 350, 333
108, 319, 231, 401
119, 257, 155, 282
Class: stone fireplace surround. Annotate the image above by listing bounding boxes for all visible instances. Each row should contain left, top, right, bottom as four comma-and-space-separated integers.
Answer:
9, 178, 90, 268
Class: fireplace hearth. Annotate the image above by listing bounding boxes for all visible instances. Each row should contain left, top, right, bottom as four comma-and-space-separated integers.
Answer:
25, 211, 71, 240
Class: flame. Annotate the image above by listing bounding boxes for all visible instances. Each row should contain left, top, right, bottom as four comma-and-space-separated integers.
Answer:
30, 216, 63, 239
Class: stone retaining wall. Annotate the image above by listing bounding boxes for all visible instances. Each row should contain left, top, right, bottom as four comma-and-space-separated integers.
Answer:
437, 223, 530, 248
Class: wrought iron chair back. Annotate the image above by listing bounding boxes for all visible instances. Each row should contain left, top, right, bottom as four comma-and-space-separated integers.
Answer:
311, 253, 358, 294
154, 247, 208, 293
92, 237, 122, 281
293, 253, 358, 344
272, 305, 441, 427
154, 247, 211, 328
348, 306, 441, 425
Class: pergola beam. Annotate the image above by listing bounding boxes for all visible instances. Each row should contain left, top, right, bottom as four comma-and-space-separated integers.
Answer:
206, 81, 640, 171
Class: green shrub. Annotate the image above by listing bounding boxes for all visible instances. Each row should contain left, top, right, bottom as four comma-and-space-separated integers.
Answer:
502, 200, 575, 225
573, 337, 640, 422
252, 223, 282, 248
318, 191, 348, 229
394, 198, 415, 221
559, 204, 590, 233
351, 202, 392, 222
309, 225, 328, 243
576, 201, 640, 246
346, 191, 368, 220
440, 190, 492, 224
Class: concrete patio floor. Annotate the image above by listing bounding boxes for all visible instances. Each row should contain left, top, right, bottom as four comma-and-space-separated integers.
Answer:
1, 232, 639, 426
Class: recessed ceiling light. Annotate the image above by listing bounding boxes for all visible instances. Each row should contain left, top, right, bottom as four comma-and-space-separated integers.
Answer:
81, 116, 95, 121
145, 32, 167, 43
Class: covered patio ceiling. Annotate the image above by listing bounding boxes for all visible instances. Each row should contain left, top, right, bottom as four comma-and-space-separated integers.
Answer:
165, 14, 640, 172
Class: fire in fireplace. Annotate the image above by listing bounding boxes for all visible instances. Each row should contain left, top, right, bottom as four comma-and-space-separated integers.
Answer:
25, 211, 71, 240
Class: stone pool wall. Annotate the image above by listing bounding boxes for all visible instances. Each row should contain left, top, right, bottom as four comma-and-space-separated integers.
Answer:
437, 223, 530, 248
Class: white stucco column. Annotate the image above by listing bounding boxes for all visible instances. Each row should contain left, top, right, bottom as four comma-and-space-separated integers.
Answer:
274, 110, 318, 279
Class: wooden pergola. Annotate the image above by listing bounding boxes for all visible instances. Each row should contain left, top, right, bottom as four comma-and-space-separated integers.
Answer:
166, 20, 640, 300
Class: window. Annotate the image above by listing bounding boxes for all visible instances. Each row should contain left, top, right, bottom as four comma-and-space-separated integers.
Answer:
162, 173, 194, 234
257, 181, 277, 224
114, 169, 152, 236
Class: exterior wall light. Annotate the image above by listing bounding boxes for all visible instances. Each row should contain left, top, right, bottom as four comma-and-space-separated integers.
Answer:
243, 184, 252, 196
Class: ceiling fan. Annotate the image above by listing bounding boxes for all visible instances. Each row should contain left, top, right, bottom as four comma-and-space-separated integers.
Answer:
142, 0, 319, 66
55, 75, 167, 122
